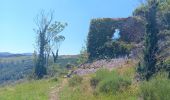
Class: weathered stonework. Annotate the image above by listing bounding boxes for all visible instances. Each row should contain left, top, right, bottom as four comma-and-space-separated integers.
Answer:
87, 16, 145, 60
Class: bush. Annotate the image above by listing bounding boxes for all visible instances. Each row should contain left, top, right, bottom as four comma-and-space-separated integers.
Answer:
90, 77, 99, 89
98, 77, 131, 94
104, 41, 133, 58
50, 77, 58, 82
90, 69, 131, 94
68, 75, 83, 87
47, 64, 68, 77
140, 73, 170, 100
77, 46, 88, 65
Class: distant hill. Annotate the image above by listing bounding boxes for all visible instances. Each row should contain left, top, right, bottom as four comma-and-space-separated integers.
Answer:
0, 52, 13, 57
0, 53, 79, 85
0, 52, 33, 58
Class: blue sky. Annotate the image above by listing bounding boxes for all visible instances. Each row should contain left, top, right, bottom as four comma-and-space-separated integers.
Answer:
0, 0, 140, 55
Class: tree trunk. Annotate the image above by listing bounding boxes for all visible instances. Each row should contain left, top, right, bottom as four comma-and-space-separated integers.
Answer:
52, 50, 59, 63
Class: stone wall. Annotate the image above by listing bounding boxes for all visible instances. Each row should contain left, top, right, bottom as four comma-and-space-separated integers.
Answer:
87, 16, 145, 60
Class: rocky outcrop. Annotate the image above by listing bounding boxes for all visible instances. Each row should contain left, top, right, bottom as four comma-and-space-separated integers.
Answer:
74, 58, 132, 76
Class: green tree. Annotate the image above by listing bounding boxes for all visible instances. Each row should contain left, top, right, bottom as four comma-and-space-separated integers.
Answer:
34, 11, 67, 78
77, 46, 88, 65
143, 0, 159, 80
34, 11, 51, 78
135, 0, 170, 78
47, 23, 66, 63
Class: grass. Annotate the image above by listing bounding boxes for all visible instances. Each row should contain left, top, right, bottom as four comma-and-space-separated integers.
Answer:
140, 73, 170, 100
59, 65, 140, 100
1, 60, 169, 100
60, 78, 139, 100
68, 75, 83, 86
0, 78, 59, 100
89, 69, 131, 95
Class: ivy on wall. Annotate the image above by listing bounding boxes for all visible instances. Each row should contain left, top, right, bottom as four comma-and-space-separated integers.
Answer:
87, 17, 145, 61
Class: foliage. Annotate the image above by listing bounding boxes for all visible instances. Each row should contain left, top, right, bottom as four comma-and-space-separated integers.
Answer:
133, 3, 148, 17
48, 22, 67, 63
47, 64, 68, 77
104, 41, 133, 58
138, 0, 159, 80
90, 77, 99, 89
0, 56, 33, 85
90, 69, 131, 94
55, 56, 79, 67
0, 55, 78, 85
134, 0, 170, 78
87, 17, 144, 61
68, 75, 83, 87
34, 11, 67, 78
77, 46, 88, 65
34, 11, 50, 78
87, 18, 118, 60
164, 58, 170, 78
47, 55, 79, 77
140, 73, 170, 100
116, 64, 136, 79
60, 66, 138, 100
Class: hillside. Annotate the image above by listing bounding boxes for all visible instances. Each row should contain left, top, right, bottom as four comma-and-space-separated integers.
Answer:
0, 56, 33, 85
1, 0, 170, 100
0, 60, 137, 100
1, 59, 169, 100
0, 54, 79, 85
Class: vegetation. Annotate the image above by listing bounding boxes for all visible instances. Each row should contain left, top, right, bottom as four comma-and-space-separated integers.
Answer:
34, 11, 49, 78
139, 0, 159, 80
0, 55, 78, 85
60, 65, 139, 100
34, 11, 67, 78
77, 46, 88, 65
87, 17, 144, 61
136, 0, 170, 78
68, 75, 83, 87
0, 79, 59, 100
140, 73, 170, 100
87, 18, 118, 60
0, 56, 33, 84
104, 41, 133, 58
91, 69, 131, 94
1, 0, 170, 100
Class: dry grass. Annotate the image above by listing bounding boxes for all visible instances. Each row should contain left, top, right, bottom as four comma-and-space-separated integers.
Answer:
59, 62, 140, 100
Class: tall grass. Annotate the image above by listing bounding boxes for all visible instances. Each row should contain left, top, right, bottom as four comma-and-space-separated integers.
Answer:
68, 75, 83, 86
60, 66, 139, 100
140, 73, 170, 100
91, 69, 131, 94
0, 79, 59, 100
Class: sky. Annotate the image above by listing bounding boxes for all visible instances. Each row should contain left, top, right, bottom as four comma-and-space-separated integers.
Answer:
0, 0, 140, 55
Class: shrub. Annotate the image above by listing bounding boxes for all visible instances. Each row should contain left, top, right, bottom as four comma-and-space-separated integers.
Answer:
68, 75, 83, 87
140, 73, 170, 100
50, 77, 58, 82
77, 46, 88, 65
91, 69, 131, 94
90, 77, 99, 89
104, 41, 133, 58
98, 72, 131, 94
47, 64, 68, 77
90, 69, 110, 89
